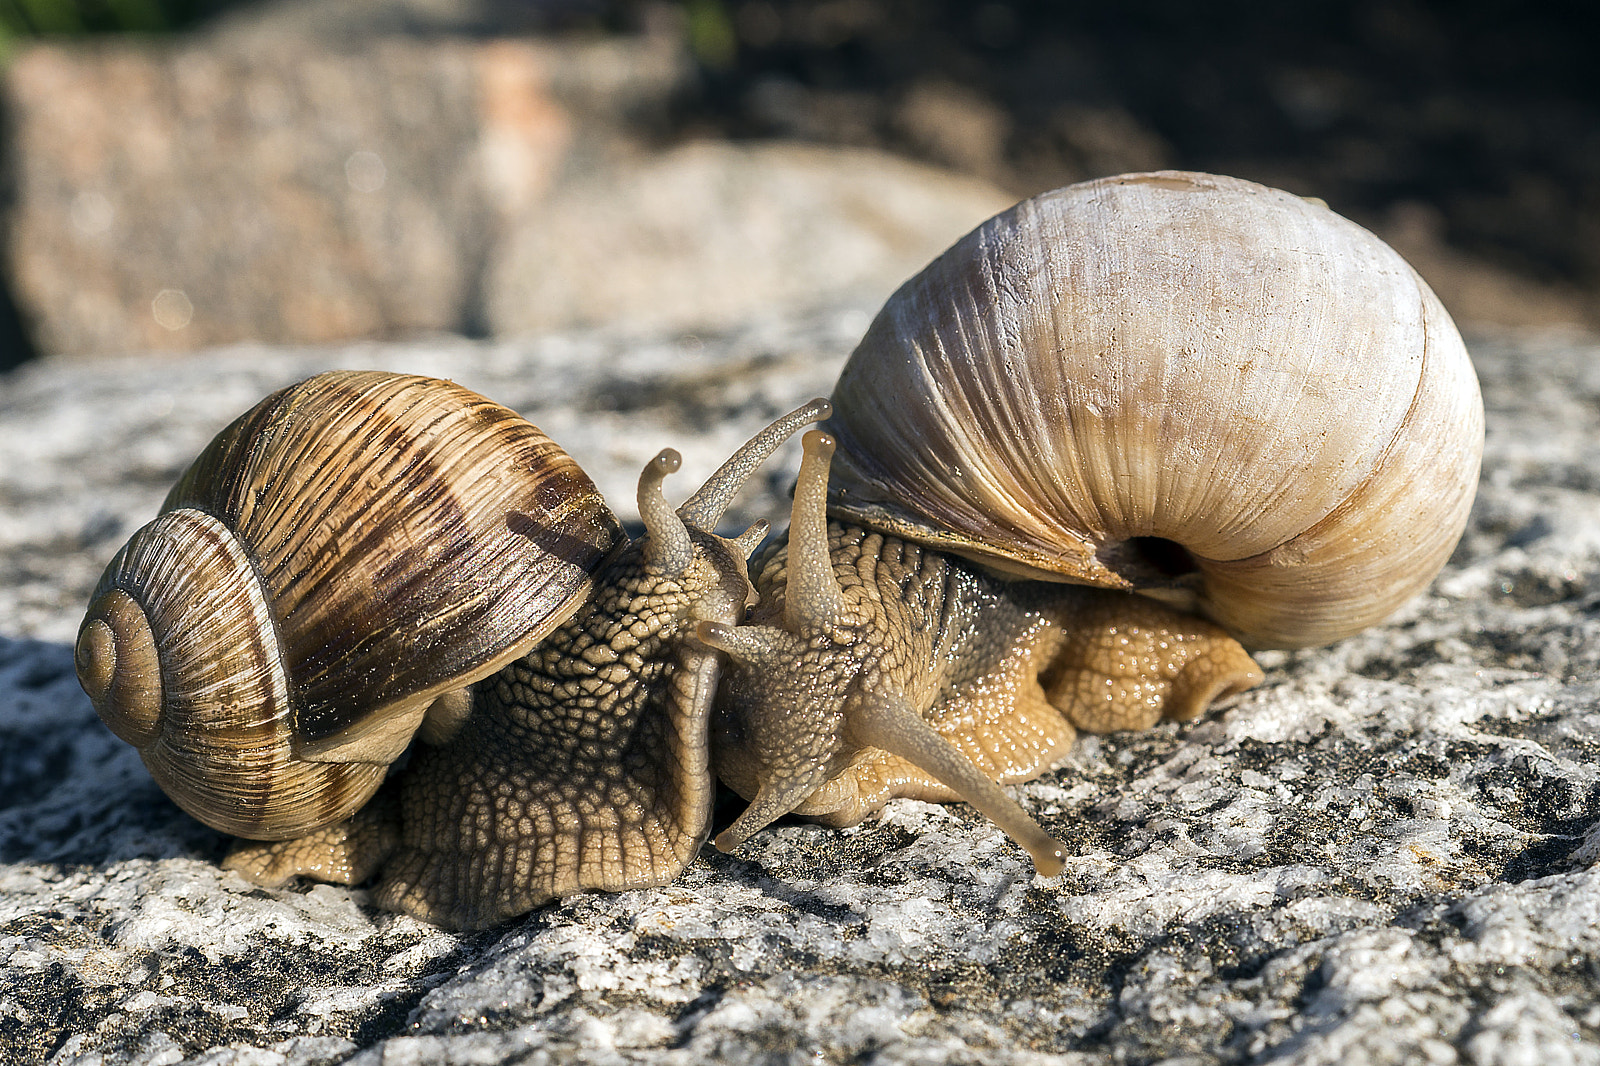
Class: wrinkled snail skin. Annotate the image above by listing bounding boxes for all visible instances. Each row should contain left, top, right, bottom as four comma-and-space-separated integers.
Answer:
371, 527, 755, 927
80, 170, 1485, 930
224, 401, 833, 930
701, 432, 1264, 877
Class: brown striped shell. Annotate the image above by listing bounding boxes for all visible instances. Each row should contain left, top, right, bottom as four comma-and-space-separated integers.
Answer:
76, 371, 622, 839
824, 171, 1484, 649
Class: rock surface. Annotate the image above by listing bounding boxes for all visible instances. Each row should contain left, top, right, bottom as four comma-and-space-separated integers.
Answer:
0, 30, 1010, 360
1, 316, 1599, 1064
483, 141, 1010, 337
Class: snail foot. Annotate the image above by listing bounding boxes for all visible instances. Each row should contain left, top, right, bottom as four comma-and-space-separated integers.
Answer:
373, 810, 707, 930
222, 790, 400, 889
1042, 590, 1265, 734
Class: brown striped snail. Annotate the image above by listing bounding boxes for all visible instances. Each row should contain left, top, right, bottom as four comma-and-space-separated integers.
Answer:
77, 172, 1483, 929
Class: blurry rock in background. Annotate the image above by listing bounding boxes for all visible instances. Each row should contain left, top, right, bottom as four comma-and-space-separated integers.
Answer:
0, 3, 1009, 359
484, 140, 1007, 336
1, 16, 697, 357
9, 38, 523, 355
0, 0, 1595, 362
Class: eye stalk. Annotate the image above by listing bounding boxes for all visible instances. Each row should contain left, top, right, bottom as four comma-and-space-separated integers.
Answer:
698, 426, 1072, 876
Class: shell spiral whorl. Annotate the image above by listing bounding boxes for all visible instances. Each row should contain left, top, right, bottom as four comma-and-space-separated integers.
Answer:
79, 507, 341, 837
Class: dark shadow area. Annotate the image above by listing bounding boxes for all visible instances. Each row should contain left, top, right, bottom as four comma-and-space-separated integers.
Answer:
0, 88, 35, 371
0, 0, 243, 36
1096, 536, 1199, 587
653, 0, 1600, 324
0, 271, 35, 371
0, 634, 227, 869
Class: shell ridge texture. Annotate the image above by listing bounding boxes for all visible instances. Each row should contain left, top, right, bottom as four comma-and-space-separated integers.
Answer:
825, 170, 1482, 649
83, 370, 622, 840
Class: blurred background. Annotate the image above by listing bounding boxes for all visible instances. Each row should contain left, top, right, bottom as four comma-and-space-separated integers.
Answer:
0, 0, 1594, 369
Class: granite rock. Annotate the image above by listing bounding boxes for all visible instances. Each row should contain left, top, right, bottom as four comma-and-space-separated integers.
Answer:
0, 316, 1598, 1064
0, 28, 686, 358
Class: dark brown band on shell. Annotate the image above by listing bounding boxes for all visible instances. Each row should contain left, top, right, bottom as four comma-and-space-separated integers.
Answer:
163, 371, 623, 749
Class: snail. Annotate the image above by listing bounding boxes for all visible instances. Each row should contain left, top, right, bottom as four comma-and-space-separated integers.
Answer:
76, 372, 629, 839
77, 171, 1483, 929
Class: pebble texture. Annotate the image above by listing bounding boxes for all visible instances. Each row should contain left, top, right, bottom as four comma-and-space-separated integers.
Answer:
1, 314, 1598, 1064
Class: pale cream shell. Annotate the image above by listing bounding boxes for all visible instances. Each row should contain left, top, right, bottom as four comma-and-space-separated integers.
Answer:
81, 371, 622, 838
825, 171, 1484, 649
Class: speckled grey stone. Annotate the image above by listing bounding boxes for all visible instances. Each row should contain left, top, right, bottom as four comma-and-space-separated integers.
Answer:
1, 316, 1597, 1065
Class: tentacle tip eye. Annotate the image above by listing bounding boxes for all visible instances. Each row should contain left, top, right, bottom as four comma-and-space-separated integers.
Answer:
1033, 848, 1067, 879
695, 620, 736, 652
731, 520, 771, 560
652, 448, 683, 475
800, 429, 836, 456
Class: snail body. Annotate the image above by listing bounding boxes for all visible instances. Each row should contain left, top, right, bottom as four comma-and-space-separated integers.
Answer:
697, 171, 1482, 856
79, 172, 1483, 929
702, 454, 1264, 875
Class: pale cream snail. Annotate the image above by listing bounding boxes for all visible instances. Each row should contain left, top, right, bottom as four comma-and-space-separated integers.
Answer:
77, 171, 1483, 929
699, 171, 1482, 877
